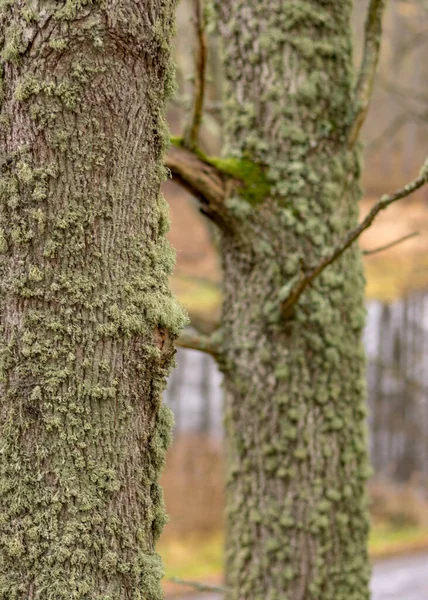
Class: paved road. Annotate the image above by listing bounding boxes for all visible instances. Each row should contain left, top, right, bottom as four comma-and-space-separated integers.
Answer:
177, 553, 428, 600
372, 553, 428, 600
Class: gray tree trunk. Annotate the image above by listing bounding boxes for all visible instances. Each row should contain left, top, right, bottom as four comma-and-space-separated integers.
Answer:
0, 0, 184, 597
214, 2, 371, 598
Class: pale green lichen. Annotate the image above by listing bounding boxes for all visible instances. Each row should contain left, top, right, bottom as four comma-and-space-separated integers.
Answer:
215, 1, 371, 598
0, 0, 182, 597
1, 24, 24, 62
49, 38, 68, 51
0, 227, 7, 253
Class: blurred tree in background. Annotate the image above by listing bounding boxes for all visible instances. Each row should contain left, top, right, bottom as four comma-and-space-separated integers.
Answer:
167, 1, 428, 598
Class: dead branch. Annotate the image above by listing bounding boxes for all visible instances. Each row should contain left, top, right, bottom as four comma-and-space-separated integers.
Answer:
395, 27, 428, 67
281, 160, 428, 318
348, 0, 387, 147
380, 77, 428, 106
366, 114, 408, 155
363, 231, 419, 256
183, 0, 207, 150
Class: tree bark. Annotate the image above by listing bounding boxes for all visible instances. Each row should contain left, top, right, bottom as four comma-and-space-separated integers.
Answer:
214, 2, 371, 598
0, 0, 184, 597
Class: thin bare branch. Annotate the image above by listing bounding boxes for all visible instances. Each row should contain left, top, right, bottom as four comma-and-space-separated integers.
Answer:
366, 114, 408, 155
169, 577, 229, 594
378, 77, 428, 124
395, 28, 428, 66
381, 77, 428, 105
281, 160, 428, 318
183, 0, 207, 150
165, 144, 237, 231
363, 231, 419, 256
176, 328, 222, 358
348, 0, 387, 147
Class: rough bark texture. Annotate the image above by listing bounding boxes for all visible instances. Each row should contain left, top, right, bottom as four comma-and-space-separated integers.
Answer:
0, 0, 185, 597
213, 2, 371, 599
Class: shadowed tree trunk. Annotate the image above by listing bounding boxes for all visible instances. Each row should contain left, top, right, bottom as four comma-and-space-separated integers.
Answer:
0, 0, 185, 597
214, 2, 371, 598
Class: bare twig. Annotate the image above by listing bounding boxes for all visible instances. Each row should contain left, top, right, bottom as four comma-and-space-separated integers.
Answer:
380, 77, 428, 105
176, 328, 222, 358
363, 231, 419, 256
378, 78, 428, 124
348, 0, 387, 147
169, 577, 229, 593
366, 114, 408, 155
183, 0, 207, 150
395, 28, 428, 66
281, 160, 428, 318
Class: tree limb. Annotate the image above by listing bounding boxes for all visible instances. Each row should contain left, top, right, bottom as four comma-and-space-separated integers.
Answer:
363, 231, 419, 256
281, 160, 428, 318
165, 144, 237, 231
176, 328, 222, 358
348, 0, 387, 147
183, 0, 207, 150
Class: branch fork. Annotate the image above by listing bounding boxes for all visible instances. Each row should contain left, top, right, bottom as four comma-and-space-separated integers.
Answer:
281, 161, 428, 318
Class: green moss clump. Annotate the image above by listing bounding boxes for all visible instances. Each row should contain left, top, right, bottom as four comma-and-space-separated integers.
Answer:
169, 137, 271, 205
49, 38, 68, 51
206, 156, 271, 205
170, 135, 183, 148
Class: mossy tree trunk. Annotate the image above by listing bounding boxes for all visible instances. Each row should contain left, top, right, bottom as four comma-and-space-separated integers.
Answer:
0, 0, 185, 597
214, 2, 371, 599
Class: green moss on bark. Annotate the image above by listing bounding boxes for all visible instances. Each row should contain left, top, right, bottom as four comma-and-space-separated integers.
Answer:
170, 137, 271, 205
206, 157, 271, 206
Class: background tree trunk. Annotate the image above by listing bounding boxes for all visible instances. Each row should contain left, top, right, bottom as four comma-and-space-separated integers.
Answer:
0, 0, 184, 597
214, 2, 371, 598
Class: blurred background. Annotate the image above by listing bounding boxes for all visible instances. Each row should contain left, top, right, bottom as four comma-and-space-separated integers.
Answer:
160, 0, 428, 594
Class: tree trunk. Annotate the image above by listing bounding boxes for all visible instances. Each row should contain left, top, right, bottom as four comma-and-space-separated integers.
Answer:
0, 1, 184, 597
214, 2, 371, 598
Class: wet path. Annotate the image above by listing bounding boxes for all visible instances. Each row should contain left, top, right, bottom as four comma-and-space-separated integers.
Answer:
176, 553, 428, 600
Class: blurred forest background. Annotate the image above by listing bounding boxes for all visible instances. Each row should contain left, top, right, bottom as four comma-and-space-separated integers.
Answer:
160, 0, 428, 588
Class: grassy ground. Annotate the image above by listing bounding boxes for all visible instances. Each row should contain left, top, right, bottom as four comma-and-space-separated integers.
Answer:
160, 525, 428, 594
369, 525, 428, 558
160, 533, 224, 581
